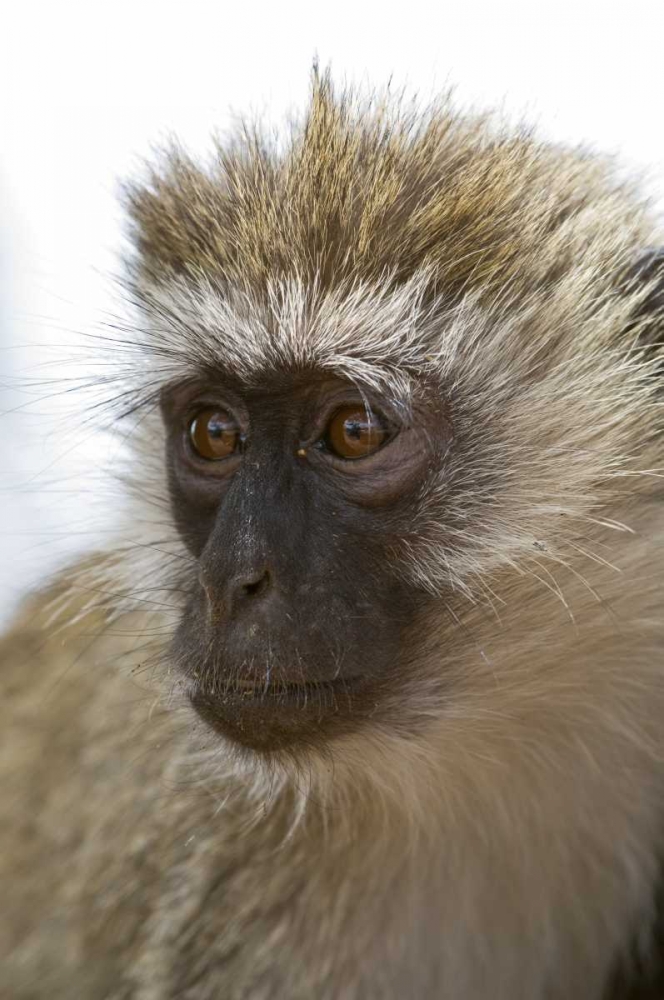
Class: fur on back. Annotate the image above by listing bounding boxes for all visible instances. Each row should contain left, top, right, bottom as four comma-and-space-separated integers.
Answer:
1, 71, 664, 999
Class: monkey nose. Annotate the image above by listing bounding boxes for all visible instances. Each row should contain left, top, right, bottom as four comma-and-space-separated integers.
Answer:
199, 560, 276, 622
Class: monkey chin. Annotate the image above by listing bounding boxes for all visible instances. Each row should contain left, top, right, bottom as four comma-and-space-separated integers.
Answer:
189, 673, 379, 753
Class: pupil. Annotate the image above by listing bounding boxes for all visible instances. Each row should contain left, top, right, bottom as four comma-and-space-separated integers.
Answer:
346, 419, 364, 440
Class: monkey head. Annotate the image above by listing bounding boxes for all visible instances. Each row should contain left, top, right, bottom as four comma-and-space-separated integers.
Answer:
114, 75, 663, 767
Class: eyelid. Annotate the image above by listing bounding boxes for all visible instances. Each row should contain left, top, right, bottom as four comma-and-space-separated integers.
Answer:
182, 398, 244, 424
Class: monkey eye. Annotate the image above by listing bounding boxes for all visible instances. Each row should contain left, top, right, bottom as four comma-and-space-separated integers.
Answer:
323, 404, 391, 460
188, 408, 242, 461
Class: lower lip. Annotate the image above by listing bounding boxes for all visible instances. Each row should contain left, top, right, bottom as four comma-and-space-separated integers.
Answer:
190, 678, 366, 750
189, 674, 368, 734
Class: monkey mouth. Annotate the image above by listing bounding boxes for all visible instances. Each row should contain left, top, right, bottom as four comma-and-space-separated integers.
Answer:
189, 672, 375, 750
219, 674, 362, 701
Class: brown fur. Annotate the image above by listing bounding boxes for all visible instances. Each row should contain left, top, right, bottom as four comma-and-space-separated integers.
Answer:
1, 72, 664, 998
127, 74, 649, 302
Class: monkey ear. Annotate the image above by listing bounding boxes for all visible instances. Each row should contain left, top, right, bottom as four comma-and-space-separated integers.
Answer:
627, 249, 664, 350
632, 249, 664, 311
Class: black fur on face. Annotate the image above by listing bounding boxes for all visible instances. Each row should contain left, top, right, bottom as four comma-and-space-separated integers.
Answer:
161, 371, 449, 752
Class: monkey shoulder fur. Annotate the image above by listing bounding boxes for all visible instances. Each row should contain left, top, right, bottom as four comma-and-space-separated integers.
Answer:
2, 75, 664, 1000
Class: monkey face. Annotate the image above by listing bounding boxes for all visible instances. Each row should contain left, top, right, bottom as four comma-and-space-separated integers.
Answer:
161, 374, 449, 751
120, 78, 664, 767
128, 252, 660, 761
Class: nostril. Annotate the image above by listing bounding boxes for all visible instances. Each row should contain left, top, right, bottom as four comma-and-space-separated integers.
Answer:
242, 570, 270, 598
202, 567, 274, 618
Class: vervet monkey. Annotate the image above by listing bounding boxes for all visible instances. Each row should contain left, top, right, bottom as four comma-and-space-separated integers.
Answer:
1, 72, 664, 999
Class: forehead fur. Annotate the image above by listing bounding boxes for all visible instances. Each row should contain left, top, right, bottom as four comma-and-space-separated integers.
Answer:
122, 70, 660, 392
126, 71, 653, 294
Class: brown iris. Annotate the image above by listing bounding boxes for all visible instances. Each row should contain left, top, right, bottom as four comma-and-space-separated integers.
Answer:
324, 405, 389, 460
189, 408, 241, 460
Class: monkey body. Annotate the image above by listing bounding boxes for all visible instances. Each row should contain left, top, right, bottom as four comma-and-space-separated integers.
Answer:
2, 75, 664, 998
3, 507, 664, 999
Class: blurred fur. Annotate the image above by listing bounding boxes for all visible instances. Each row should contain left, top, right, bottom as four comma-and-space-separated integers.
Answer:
1, 71, 664, 998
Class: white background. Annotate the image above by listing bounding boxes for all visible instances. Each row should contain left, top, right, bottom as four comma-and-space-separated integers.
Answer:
1, 0, 663, 625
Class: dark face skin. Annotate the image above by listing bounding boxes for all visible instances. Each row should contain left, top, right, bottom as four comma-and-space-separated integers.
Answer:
161, 372, 447, 753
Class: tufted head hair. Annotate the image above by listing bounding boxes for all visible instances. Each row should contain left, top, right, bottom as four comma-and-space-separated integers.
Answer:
107, 70, 663, 608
